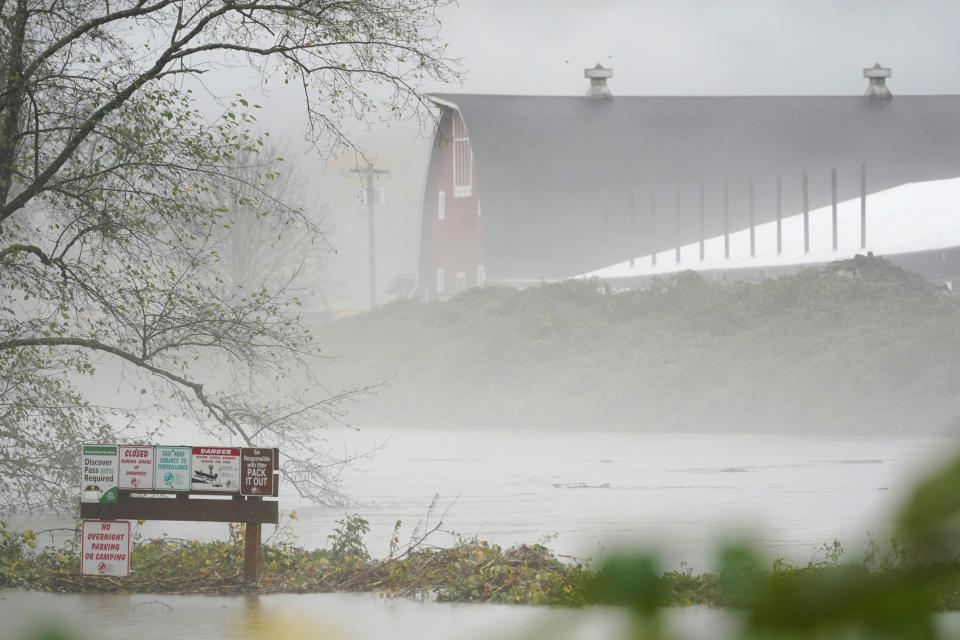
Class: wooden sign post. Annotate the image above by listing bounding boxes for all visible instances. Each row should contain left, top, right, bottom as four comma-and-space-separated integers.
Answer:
80, 445, 279, 584
239, 447, 275, 582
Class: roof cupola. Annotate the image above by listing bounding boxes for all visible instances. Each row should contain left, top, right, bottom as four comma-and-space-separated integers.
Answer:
585, 64, 613, 99
864, 63, 892, 98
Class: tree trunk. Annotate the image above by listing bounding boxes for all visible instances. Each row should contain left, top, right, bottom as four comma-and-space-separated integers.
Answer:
0, 0, 27, 209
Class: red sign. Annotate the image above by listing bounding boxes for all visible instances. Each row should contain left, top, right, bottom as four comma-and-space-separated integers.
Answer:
118, 445, 154, 490
240, 448, 275, 496
81, 520, 130, 576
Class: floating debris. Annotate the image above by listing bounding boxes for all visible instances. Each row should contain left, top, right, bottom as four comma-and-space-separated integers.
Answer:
552, 482, 611, 489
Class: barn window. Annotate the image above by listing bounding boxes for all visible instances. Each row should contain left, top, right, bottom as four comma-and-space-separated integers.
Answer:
438, 190, 446, 220
452, 113, 472, 198
436, 268, 445, 294
455, 272, 466, 292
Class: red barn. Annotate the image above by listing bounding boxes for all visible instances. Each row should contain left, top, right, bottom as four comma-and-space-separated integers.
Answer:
416, 64, 960, 298
417, 99, 484, 298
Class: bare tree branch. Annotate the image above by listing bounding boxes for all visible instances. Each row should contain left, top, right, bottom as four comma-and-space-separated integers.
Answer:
0, 0, 460, 510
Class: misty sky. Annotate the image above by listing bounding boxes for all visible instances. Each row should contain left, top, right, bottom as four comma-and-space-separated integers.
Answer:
237, 0, 960, 308
434, 0, 960, 96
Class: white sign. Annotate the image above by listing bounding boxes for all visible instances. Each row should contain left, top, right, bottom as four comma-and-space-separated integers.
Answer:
154, 446, 191, 491
118, 445, 154, 490
191, 447, 241, 492
81, 520, 130, 577
81, 445, 119, 503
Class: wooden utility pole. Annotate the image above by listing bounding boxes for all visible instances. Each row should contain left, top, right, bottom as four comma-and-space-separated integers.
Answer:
350, 162, 389, 309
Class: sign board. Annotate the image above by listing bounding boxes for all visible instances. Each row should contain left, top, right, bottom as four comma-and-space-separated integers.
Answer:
81, 445, 119, 503
81, 520, 130, 576
240, 448, 275, 496
78, 444, 280, 585
118, 445, 154, 490
191, 447, 240, 492
154, 446, 191, 491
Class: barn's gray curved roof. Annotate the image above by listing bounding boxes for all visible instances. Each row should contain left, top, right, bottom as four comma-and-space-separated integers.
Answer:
431, 93, 960, 280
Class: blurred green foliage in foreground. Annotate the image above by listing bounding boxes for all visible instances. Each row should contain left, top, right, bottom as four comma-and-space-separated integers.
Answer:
592, 443, 960, 639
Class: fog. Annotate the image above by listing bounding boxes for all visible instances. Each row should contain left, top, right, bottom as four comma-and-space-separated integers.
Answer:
285, 0, 960, 436
6, 1, 960, 638
236, 0, 960, 308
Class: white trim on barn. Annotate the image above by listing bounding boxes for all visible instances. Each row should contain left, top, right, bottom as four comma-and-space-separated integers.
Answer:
452, 113, 472, 198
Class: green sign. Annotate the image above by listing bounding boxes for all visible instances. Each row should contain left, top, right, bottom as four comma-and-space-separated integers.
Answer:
81, 445, 119, 503
154, 446, 191, 491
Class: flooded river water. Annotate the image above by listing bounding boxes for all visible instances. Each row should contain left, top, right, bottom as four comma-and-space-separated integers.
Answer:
2, 590, 741, 640
289, 428, 949, 567
4, 428, 956, 639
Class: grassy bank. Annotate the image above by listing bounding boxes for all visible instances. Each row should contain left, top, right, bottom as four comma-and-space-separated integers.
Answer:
311, 255, 960, 434
4, 517, 960, 612
0, 517, 591, 603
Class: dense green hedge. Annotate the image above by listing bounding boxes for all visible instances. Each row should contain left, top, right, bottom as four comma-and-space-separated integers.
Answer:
313, 255, 960, 433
